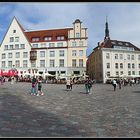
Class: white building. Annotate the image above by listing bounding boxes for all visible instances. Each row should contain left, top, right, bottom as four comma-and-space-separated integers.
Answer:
87, 20, 140, 83
0, 17, 88, 78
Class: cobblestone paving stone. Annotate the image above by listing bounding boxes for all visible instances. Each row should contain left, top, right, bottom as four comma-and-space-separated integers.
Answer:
0, 82, 140, 137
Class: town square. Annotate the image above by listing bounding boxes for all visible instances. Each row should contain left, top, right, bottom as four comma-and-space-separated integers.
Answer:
0, 81, 140, 137
0, 2, 140, 138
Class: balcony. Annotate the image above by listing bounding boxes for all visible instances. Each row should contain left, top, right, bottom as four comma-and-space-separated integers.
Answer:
30, 50, 37, 60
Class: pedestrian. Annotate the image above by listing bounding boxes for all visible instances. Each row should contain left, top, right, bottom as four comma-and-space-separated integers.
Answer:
36, 77, 44, 96
66, 78, 71, 91
11, 76, 14, 84
112, 79, 117, 91
31, 75, 37, 95
70, 78, 73, 91
85, 77, 92, 94
118, 79, 122, 89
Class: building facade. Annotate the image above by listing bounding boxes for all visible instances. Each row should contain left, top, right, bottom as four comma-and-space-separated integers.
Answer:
0, 17, 88, 78
87, 20, 140, 83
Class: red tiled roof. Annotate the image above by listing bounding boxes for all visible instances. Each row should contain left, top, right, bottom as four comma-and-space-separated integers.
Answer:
24, 28, 72, 43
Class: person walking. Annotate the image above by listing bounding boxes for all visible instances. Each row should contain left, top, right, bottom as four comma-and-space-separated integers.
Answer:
36, 77, 44, 96
66, 78, 71, 91
112, 79, 117, 91
85, 77, 92, 94
31, 75, 37, 95
70, 78, 73, 91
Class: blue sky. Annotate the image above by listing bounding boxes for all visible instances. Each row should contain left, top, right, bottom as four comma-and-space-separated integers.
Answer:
1, 2, 140, 56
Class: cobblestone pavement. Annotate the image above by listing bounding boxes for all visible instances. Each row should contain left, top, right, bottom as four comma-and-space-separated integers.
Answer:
0, 82, 140, 137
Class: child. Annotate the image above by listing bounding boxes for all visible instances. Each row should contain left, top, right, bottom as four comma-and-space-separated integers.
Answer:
36, 77, 44, 96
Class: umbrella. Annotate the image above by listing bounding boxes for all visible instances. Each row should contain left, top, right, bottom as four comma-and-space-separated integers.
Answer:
44, 73, 55, 77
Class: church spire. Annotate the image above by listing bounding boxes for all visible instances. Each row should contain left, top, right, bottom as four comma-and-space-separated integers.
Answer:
104, 16, 110, 41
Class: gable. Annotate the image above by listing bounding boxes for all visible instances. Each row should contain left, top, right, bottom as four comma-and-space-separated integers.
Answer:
0, 17, 31, 52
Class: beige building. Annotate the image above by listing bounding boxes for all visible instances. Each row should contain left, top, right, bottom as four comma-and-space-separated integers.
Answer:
0, 17, 88, 78
87, 20, 140, 83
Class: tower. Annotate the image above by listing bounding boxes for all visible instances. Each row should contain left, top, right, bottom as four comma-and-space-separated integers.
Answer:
104, 16, 110, 41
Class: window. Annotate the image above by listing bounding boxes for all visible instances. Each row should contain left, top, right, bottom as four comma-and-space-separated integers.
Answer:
15, 60, 20, 68
13, 30, 16, 33
120, 63, 123, 69
115, 54, 118, 59
128, 63, 131, 69
23, 60, 28, 68
107, 71, 110, 77
115, 63, 118, 69
132, 63, 135, 69
50, 51, 55, 57
79, 59, 83, 67
8, 53, 12, 58
107, 63, 110, 69
4, 45, 8, 50
139, 64, 140, 68
59, 50, 64, 57
40, 51, 45, 57
119, 54, 123, 59
2, 53, 6, 59
57, 43, 63, 47
32, 44, 38, 48
59, 59, 64, 67
40, 60, 45, 67
44, 36, 52, 41
10, 37, 14, 42
131, 55, 134, 60
41, 43, 46, 47
120, 71, 123, 75
128, 71, 131, 75
138, 55, 140, 60
72, 59, 76, 67
127, 54, 130, 60
106, 53, 110, 59
9, 45, 13, 49
132, 71, 135, 75
21, 44, 25, 49
23, 52, 28, 58
79, 50, 83, 56
79, 41, 83, 46
15, 44, 19, 49
8, 61, 12, 68
15, 52, 20, 58
76, 33, 80, 38
32, 37, 39, 42
31, 61, 36, 68
72, 50, 77, 56
15, 37, 19, 42
72, 41, 76, 47
49, 43, 55, 47
57, 36, 64, 40
116, 71, 119, 76
50, 59, 55, 67
2, 61, 5, 68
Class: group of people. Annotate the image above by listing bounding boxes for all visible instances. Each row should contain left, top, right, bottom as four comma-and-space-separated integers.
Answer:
31, 76, 44, 96
66, 77, 93, 94
111, 78, 140, 91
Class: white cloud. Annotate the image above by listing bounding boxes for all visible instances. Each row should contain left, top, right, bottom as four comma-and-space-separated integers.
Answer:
1, 2, 140, 56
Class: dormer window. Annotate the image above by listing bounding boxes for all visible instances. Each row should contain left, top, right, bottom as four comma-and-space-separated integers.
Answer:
57, 36, 64, 40
118, 42, 123, 45
44, 36, 52, 41
32, 37, 40, 42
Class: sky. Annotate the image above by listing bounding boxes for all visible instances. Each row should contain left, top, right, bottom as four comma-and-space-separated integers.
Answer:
0, 2, 140, 56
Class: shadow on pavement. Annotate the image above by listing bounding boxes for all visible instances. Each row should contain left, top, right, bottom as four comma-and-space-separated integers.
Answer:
0, 93, 86, 137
